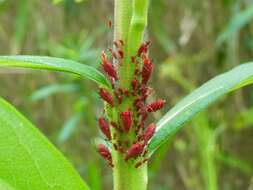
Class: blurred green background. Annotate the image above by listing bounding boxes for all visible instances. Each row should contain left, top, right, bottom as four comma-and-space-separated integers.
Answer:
0, 0, 253, 189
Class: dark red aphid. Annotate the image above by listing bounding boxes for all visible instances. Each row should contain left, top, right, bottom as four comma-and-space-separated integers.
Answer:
142, 123, 156, 144
97, 144, 112, 163
113, 143, 118, 150
137, 41, 150, 57
134, 98, 144, 110
109, 48, 118, 59
114, 91, 122, 104
113, 132, 118, 140
124, 90, 130, 97
143, 158, 149, 163
125, 143, 144, 161
131, 78, 137, 92
111, 121, 118, 130
118, 147, 125, 153
113, 40, 124, 48
118, 50, 124, 59
98, 117, 111, 140
119, 40, 124, 46
147, 99, 165, 112
107, 19, 113, 29
101, 51, 118, 80
135, 161, 143, 168
141, 55, 153, 84
131, 56, 136, 63
120, 110, 132, 132
99, 88, 114, 106
139, 84, 148, 95
117, 140, 122, 146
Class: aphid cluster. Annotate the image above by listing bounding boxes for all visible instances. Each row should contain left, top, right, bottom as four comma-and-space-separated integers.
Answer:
97, 40, 165, 168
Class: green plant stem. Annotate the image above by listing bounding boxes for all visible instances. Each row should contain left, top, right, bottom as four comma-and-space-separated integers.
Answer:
115, 0, 149, 89
114, 0, 133, 41
112, 1, 149, 189
112, 149, 148, 190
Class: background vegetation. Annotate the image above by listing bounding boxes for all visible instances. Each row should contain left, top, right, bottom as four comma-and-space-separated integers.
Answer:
0, 0, 253, 189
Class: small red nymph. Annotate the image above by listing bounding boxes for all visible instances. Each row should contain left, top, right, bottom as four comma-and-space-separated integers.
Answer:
147, 99, 165, 112
98, 117, 111, 140
142, 123, 156, 144
97, 144, 113, 166
99, 88, 114, 106
120, 110, 133, 132
141, 55, 153, 84
125, 143, 144, 161
101, 51, 118, 80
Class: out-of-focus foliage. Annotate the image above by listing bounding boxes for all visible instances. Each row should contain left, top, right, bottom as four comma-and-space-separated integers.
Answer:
0, 0, 253, 189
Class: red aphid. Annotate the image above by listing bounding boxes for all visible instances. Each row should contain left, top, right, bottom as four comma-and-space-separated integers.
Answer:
134, 69, 140, 75
141, 55, 153, 84
139, 109, 148, 121
137, 41, 150, 56
98, 117, 111, 140
107, 19, 113, 29
109, 48, 118, 59
118, 88, 124, 95
101, 51, 118, 80
124, 90, 130, 97
131, 78, 137, 92
147, 99, 165, 112
113, 40, 124, 48
139, 84, 148, 95
111, 121, 118, 129
97, 144, 112, 162
125, 143, 144, 161
143, 158, 149, 163
120, 110, 132, 132
118, 50, 124, 59
135, 161, 143, 168
131, 56, 136, 63
142, 123, 156, 144
99, 88, 114, 106
134, 98, 144, 110
114, 91, 122, 104
117, 140, 122, 146
113, 132, 117, 140
119, 40, 124, 46
118, 147, 125, 153
113, 143, 118, 150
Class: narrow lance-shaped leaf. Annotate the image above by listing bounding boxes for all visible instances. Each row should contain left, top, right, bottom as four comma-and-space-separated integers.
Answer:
148, 62, 253, 154
0, 55, 110, 88
29, 83, 80, 102
216, 4, 253, 45
58, 113, 83, 143
0, 97, 90, 190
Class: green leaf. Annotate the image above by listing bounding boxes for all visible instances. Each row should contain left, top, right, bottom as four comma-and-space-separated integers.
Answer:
58, 113, 83, 143
148, 62, 253, 154
0, 178, 15, 190
0, 97, 90, 190
29, 83, 80, 102
217, 4, 253, 45
0, 55, 110, 88
217, 152, 253, 175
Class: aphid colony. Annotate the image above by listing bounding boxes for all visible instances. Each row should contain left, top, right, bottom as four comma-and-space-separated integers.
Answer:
97, 40, 165, 168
